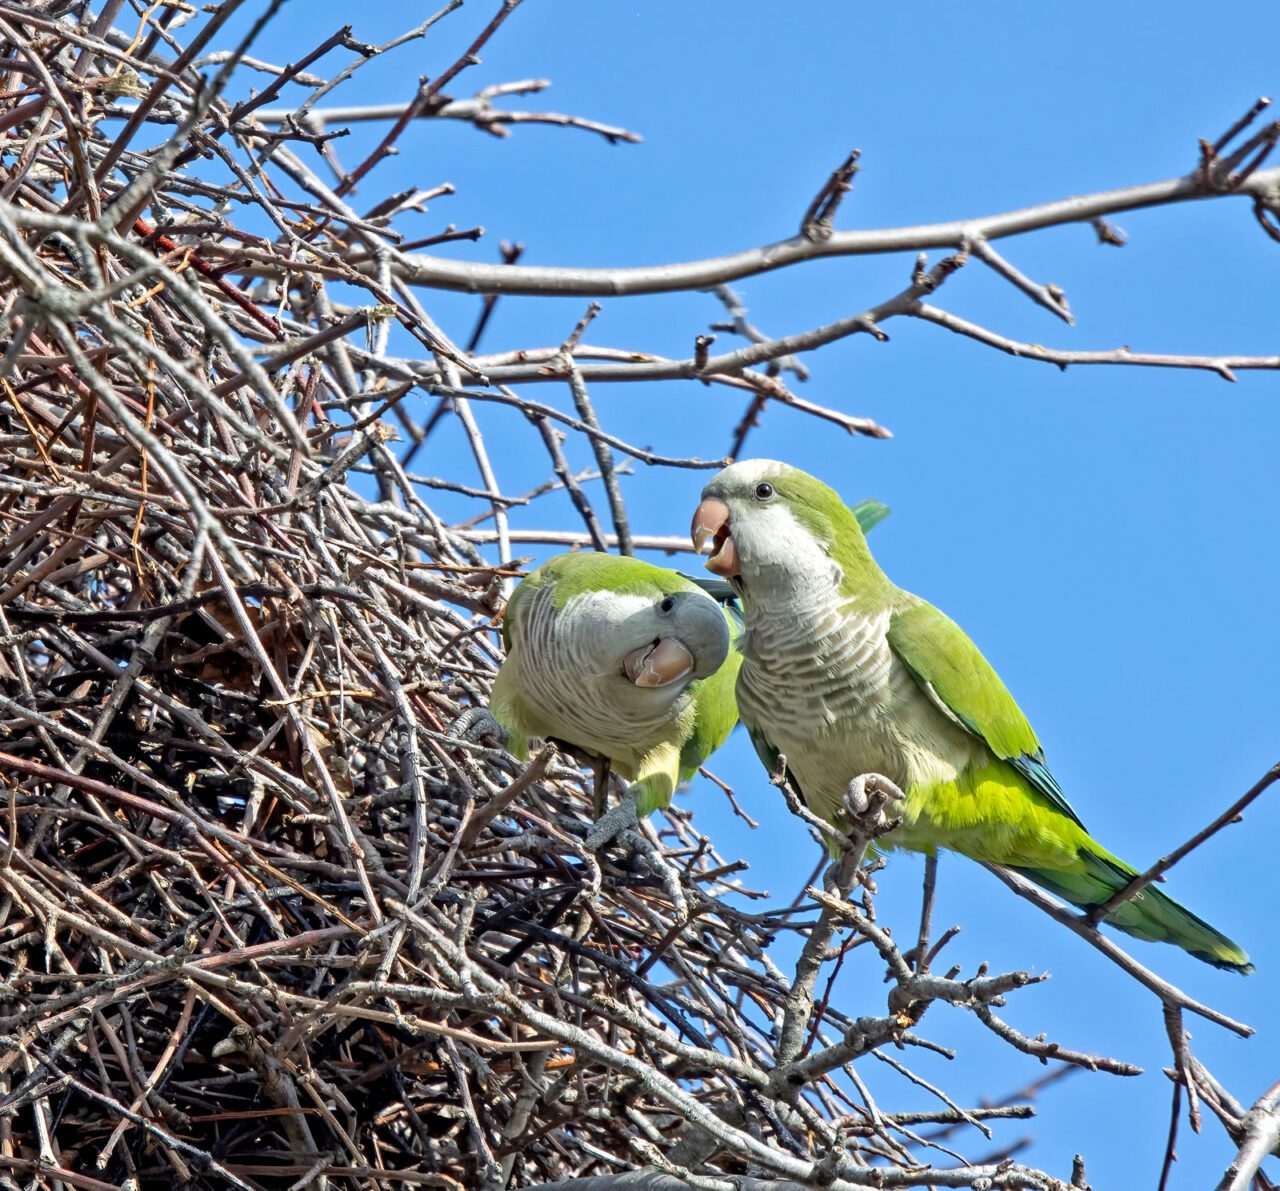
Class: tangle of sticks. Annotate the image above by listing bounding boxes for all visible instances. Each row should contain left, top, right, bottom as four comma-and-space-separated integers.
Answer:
0, 5, 1275, 1190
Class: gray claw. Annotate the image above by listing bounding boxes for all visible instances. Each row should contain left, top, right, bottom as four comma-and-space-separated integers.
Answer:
448, 706, 510, 747
585, 794, 639, 852
842, 772, 906, 838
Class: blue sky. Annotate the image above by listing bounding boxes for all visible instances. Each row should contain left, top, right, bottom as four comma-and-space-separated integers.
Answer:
224, 2, 1278, 1185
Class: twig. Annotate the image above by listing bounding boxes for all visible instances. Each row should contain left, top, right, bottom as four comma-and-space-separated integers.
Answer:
564, 364, 633, 554
252, 88, 642, 145
800, 149, 861, 241
1216, 1082, 1280, 1191
1094, 761, 1280, 922
982, 865, 1252, 1037
912, 303, 1280, 382
364, 166, 1280, 295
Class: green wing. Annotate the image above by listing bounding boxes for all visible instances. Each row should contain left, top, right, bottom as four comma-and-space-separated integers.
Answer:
886, 595, 1086, 830
744, 721, 780, 781
678, 607, 742, 781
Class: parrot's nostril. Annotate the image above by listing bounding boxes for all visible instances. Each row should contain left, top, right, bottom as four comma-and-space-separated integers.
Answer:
659, 596, 676, 613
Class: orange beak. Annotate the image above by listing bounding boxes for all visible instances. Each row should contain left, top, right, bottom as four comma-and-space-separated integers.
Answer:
623, 637, 694, 687
690, 497, 738, 578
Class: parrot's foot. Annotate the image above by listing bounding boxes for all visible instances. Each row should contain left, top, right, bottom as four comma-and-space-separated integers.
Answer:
582, 796, 689, 923
585, 794, 639, 851
448, 706, 509, 748
842, 772, 905, 843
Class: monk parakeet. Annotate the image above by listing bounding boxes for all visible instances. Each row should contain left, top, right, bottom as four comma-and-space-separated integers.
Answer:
466, 504, 888, 835
485, 552, 741, 820
691, 460, 1250, 972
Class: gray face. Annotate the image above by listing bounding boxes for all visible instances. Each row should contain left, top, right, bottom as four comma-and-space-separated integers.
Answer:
614, 589, 730, 687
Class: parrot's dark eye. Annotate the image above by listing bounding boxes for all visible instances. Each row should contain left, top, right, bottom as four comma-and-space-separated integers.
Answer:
659, 596, 676, 613
754, 482, 775, 501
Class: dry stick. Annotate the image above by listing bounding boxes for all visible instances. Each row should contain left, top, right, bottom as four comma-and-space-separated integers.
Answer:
800, 149, 861, 240
101, 3, 290, 244
710, 283, 809, 457
444, 462, 618, 530
403, 904, 1070, 1191
971, 1004, 1142, 1077
221, 25, 353, 127
981, 864, 1252, 1037
427, 382, 728, 468
458, 745, 557, 851
913, 853, 938, 973
1093, 761, 1280, 923
1182, 1055, 1249, 1129
0, 18, 101, 223
912, 303, 1280, 382
1216, 1082, 1280, 1191
564, 364, 633, 555
395, 224, 485, 251
466, 242, 525, 353
1157, 1080, 1183, 1191
424, 347, 891, 439
459, 529, 691, 552
774, 777, 908, 1071
1211, 97, 1273, 156
378, 164, 1280, 296
464, 253, 962, 401
60, 1075, 256, 1191
967, 235, 1073, 324
402, 242, 525, 469
6, 582, 364, 625
1164, 1002, 1202, 1132
1206, 120, 1280, 187
251, 89, 642, 145
438, 359, 513, 585
774, 846, 861, 1068
334, 0, 524, 197
531, 415, 609, 552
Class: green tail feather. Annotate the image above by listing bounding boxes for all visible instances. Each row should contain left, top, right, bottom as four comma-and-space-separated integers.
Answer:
1018, 850, 1253, 974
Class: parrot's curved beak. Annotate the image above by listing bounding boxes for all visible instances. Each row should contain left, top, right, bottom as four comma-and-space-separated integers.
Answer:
623, 637, 694, 687
690, 498, 738, 577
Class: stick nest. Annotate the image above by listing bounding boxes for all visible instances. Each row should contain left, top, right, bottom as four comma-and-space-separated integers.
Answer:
7, 7, 1251, 1191
0, 8, 885, 1189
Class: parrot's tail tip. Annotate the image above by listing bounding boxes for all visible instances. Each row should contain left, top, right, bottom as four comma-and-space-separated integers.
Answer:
1212, 955, 1255, 976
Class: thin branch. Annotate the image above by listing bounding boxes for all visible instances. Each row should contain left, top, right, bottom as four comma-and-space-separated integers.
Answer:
982, 865, 1252, 1038
362, 166, 1280, 296
251, 87, 642, 145
913, 303, 1280, 382
1094, 762, 1280, 923
1216, 1082, 1280, 1191
565, 363, 632, 555
968, 235, 1073, 324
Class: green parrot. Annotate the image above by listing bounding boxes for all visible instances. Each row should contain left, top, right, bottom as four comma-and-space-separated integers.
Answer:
691, 459, 1250, 972
472, 503, 889, 831
487, 552, 741, 818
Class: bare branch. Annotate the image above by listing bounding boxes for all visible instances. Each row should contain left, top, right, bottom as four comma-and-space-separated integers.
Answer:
913, 303, 1280, 382
1093, 761, 1280, 923
0, 7, 1269, 1188
982, 865, 1252, 1038
252, 88, 643, 145
366, 167, 1280, 296
1216, 1083, 1280, 1191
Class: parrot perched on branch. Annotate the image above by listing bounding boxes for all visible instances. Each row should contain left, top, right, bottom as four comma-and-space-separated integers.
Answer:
484, 552, 741, 822
691, 459, 1251, 972
468, 506, 888, 837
